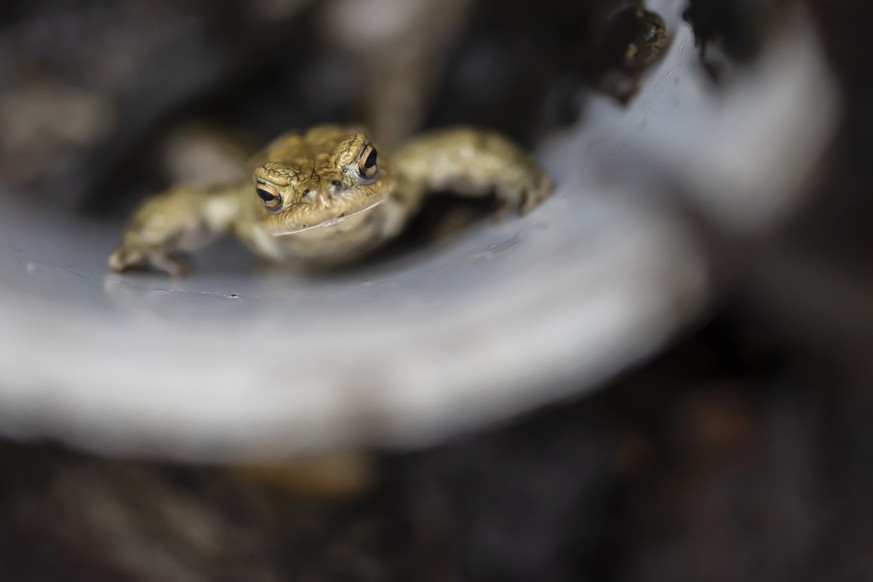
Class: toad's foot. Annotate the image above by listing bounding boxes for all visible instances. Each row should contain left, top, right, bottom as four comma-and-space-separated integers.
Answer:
108, 184, 242, 276
108, 245, 191, 277
393, 127, 552, 217
500, 164, 552, 215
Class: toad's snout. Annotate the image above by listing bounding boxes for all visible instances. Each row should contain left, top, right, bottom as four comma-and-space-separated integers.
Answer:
311, 180, 345, 208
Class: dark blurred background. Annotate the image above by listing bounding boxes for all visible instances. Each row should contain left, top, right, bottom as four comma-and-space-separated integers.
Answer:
2, 0, 873, 580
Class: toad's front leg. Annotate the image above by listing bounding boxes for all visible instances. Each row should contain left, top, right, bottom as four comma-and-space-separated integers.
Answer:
391, 127, 552, 214
108, 184, 243, 276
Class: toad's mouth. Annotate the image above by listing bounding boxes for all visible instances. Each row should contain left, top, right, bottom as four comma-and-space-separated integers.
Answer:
268, 198, 385, 237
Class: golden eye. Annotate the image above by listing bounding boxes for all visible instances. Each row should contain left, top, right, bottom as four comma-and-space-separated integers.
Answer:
256, 183, 282, 211
356, 144, 378, 183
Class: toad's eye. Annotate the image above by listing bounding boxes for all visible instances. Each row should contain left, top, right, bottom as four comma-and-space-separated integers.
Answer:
256, 184, 282, 211
356, 144, 378, 183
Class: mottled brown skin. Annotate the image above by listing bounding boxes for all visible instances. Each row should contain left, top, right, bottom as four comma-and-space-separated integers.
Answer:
109, 125, 551, 276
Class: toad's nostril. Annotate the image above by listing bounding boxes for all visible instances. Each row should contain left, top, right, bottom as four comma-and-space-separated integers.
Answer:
331, 180, 343, 191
